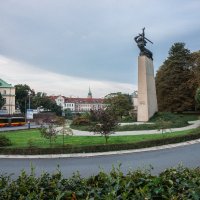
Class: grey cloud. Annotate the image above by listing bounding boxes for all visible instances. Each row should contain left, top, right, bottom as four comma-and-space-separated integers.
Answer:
0, 0, 200, 85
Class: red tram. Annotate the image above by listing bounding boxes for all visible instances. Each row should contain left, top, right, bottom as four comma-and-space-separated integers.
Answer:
0, 117, 26, 127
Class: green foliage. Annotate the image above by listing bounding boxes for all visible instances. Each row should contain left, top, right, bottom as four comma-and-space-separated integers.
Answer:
1, 166, 200, 199
56, 118, 73, 148
121, 115, 137, 122
64, 108, 73, 119
191, 51, 200, 87
39, 118, 59, 147
40, 125, 58, 147
0, 93, 5, 109
150, 112, 198, 128
0, 135, 11, 147
15, 84, 33, 113
156, 43, 197, 112
90, 109, 118, 143
195, 88, 200, 105
72, 112, 195, 132
32, 94, 62, 116
105, 92, 133, 119
72, 116, 91, 126
27, 138, 38, 148
155, 119, 172, 134
15, 84, 62, 115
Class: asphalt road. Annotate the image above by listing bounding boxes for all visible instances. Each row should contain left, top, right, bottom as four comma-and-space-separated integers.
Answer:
0, 143, 200, 179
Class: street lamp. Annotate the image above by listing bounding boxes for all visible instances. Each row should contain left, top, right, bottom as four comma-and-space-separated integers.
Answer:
27, 91, 31, 129
28, 91, 31, 110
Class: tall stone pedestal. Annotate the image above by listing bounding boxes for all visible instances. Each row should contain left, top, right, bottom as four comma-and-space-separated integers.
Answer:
137, 56, 158, 122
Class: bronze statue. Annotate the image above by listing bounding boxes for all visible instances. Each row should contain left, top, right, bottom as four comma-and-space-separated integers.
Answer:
134, 28, 153, 60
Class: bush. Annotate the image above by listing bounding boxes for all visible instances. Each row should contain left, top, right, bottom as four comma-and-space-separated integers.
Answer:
121, 115, 137, 122
1, 166, 200, 199
71, 116, 90, 126
0, 135, 12, 147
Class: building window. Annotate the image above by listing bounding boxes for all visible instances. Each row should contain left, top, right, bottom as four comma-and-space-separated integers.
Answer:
3, 90, 6, 95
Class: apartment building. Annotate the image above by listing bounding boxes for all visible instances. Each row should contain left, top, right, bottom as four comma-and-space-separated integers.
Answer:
0, 79, 15, 114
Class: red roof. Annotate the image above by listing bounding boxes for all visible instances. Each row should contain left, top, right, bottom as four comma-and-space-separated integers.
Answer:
65, 97, 104, 104
49, 96, 104, 104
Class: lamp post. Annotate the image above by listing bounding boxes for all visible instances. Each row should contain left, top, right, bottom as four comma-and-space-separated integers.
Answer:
27, 91, 31, 129
28, 91, 31, 110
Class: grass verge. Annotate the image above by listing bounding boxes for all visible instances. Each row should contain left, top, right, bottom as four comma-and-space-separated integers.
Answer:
0, 127, 200, 154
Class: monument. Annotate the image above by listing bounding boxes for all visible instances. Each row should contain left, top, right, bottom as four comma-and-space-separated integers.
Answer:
134, 28, 158, 121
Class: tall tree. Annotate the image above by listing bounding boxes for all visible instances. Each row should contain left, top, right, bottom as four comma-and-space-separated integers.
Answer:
195, 88, 200, 108
31, 94, 62, 116
0, 93, 5, 109
190, 51, 200, 87
15, 85, 62, 115
189, 51, 200, 110
15, 84, 33, 113
104, 93, 133, 119
156, 43, 196, 112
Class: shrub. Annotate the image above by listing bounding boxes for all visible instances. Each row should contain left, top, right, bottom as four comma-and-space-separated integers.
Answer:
0, 135, 12, 147
71, 116, 90, 126
1, 166, 200, 199
150, 112, 178, 121
121, 115, 136, 122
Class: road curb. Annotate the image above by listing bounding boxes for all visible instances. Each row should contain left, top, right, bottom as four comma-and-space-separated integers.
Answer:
1, 138, 200, 159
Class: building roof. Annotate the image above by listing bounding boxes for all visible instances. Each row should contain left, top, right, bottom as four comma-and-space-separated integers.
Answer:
0, 79, 14, 88
65, 97, 104, 104
49, 95, 105, 104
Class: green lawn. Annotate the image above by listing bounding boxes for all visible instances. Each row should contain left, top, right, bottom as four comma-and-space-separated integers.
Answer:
0, 128, 196, 148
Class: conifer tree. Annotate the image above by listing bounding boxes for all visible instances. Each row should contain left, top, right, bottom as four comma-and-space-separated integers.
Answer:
156, 43, 195, 112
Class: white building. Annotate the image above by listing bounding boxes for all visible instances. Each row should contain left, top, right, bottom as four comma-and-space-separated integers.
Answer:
51, 89, 106, 113
0, 79, 16, 115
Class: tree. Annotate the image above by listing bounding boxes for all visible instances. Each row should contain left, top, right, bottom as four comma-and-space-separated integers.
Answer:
39, 117, 58, 147
104, 93, 133, 119
187, 51, 200, 111
156, 43, 196, 112
0, 93, 5, 109
156, 118, 172, 134
50, 101, 62, 116
56, 117, 73, 148
64, 108, 73, 119
15, 86, 62, 116
90, 109, 118, 143
195, 88, 200, 109
15, 84, 33, 113
190, 51, 200, 88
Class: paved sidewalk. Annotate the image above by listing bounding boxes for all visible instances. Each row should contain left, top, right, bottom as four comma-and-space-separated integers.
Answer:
72, 120, 200, 136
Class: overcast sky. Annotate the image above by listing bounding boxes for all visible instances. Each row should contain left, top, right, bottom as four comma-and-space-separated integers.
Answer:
1, 0, 200, 97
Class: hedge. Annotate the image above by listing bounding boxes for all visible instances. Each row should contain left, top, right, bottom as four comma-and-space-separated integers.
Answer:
1, 166, 200, 199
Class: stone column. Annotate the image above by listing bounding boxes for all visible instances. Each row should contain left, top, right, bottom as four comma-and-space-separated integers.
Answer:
137, 55, 158, 121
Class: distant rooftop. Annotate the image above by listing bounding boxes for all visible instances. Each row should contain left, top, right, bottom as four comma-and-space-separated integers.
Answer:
0, 79, 13, 88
